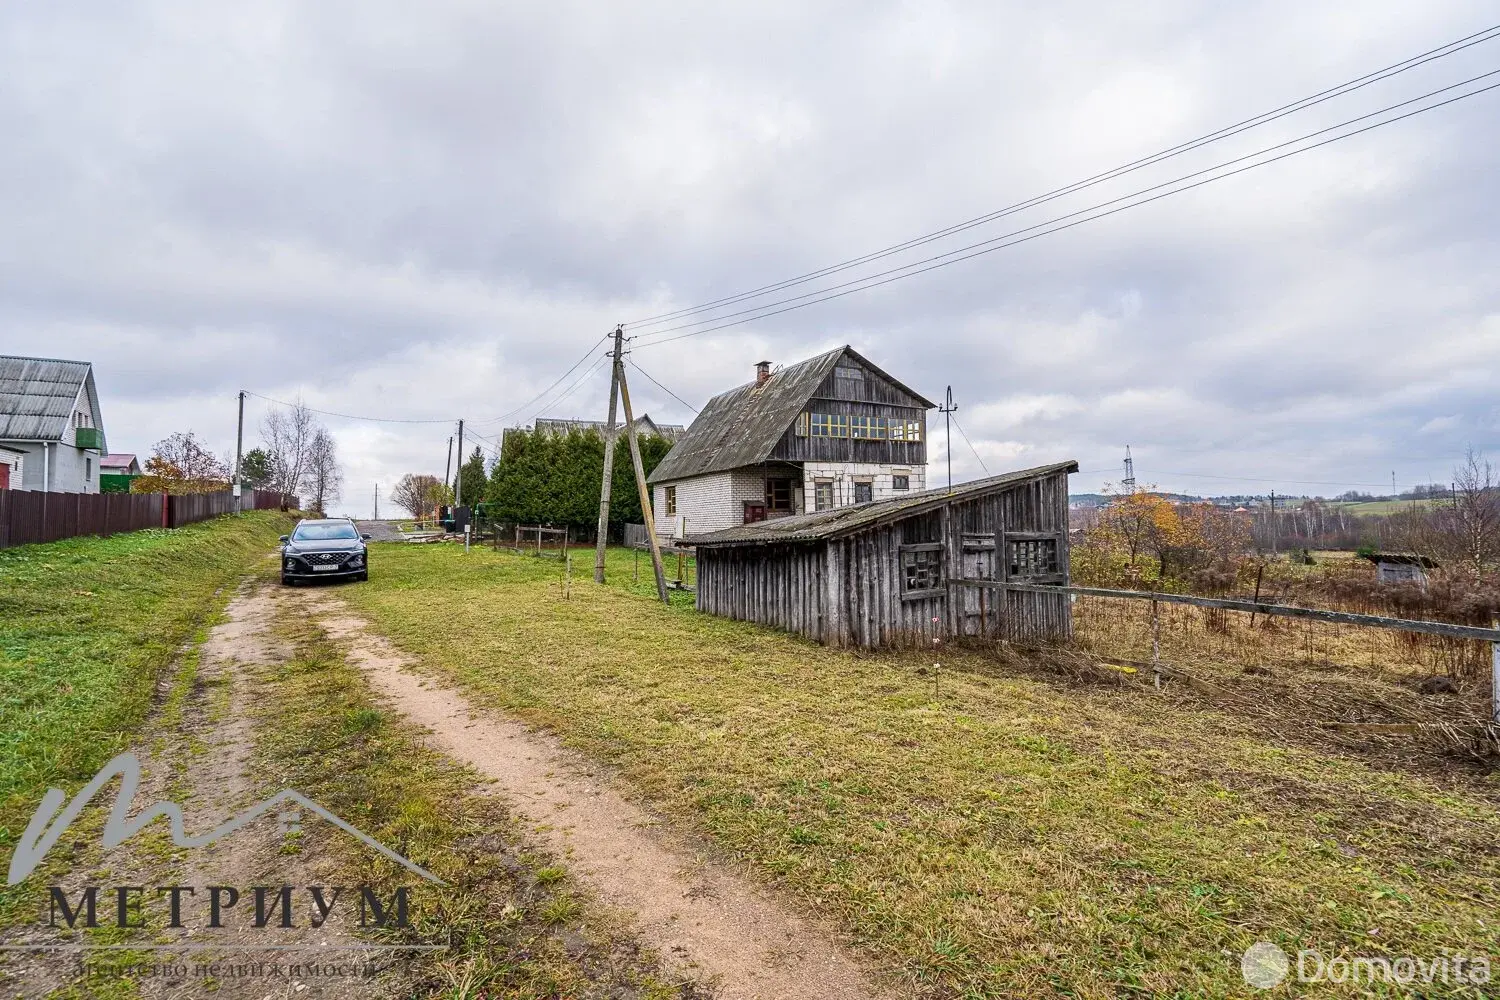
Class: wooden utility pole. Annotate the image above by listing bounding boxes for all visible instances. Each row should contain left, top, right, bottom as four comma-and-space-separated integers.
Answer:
444, 435, 454, 494
939, 386, 957, 493
616, 355, 669, 603
233, 390, 245, 512
594, 326, 624, 582
455, 419, 465, 506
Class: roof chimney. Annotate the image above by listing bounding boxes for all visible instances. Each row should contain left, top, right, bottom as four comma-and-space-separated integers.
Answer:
755, 361, 772, 384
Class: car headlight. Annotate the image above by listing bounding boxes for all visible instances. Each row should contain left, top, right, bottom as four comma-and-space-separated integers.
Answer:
284, 557, 296, 570
348, 554, 364, 567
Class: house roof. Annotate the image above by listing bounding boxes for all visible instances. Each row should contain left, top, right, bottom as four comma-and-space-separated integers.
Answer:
647, 345, 935, 484
0, 355, 104, 448
101, 453, 139, 470
533, 414, 685, 441
688, 461, 1078, 546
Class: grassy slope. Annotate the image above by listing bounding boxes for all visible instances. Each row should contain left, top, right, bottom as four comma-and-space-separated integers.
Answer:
342, 544, 1500, 998
0, 513, 292, 870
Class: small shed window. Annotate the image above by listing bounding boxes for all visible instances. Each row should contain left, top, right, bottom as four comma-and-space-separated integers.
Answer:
901, 544, 944, 597
892, 474, 909, 490
1007, 538, 1060, 579
664, 485, 677, 516
853, 481, 873, 503
814, 480, 834, 511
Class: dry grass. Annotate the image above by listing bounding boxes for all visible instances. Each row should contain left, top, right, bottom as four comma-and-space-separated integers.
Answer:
335, 543, 1500, 998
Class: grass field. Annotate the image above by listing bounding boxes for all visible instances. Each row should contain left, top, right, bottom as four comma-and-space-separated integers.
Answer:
0, 511, 293, 899
340, 543, 1500, 998
1325, 498, 1441, 516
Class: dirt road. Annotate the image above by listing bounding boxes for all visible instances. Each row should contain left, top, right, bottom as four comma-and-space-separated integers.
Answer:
298, 591, 889, 1000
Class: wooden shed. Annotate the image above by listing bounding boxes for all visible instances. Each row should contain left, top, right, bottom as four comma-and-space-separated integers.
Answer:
689, 461, 1077, 648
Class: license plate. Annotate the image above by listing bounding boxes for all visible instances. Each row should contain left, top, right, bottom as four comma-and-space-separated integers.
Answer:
313, 564, 340, 572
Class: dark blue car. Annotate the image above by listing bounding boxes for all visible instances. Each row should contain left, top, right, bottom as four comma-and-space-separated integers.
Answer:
280, 518, 371, 585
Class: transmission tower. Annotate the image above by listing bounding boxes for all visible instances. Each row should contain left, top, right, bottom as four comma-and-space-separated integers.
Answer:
1122, 445, 1137, 493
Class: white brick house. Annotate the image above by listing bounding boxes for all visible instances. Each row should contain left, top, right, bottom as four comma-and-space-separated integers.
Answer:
647, 346, 932, 538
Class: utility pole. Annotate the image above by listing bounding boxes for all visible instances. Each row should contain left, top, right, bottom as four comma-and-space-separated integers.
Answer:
939, 386, 957, 493
455, 420, 465, 507
444, 435, 454, 495
374, 484, 379, 520
616, 352, 670, 603
1269, 489, 1277, 557
233, 390, 245, 512
594, 326, 624, 582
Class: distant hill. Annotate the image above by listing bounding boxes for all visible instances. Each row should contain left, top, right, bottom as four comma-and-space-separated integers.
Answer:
1069, 491, 1204, 508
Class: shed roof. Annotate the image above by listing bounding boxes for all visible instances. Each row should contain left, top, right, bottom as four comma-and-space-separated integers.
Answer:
101, 453, 139, 470
1358, 551, 1439, 568
688, 460, 1078, 546
0, 355, 103, 446
647, 345, 935, 484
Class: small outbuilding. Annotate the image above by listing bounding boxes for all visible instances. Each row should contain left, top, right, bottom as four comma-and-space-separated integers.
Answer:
688, 461, 1076, 648
1358, 551, 1438, 587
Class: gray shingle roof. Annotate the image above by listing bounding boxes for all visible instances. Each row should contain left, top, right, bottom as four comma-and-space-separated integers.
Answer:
646, 345, 935, 484
0, 355, 102, 445
687, 460, 1078, 546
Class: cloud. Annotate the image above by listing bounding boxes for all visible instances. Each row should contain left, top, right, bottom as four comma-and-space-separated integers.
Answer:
1, 0, 1496, 512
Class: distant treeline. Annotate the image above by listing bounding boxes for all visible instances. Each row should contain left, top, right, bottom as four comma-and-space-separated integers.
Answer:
484, 427, 672, 538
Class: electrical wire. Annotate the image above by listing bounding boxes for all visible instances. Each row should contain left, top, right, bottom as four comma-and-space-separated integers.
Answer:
950, 417, 989, 475
241, 390, 454, 424
630, 72, 1500, 349
469, 332, 611, 426
623, 23, 1500, 330
626, 358, 700, 413
532, 354, 611, 420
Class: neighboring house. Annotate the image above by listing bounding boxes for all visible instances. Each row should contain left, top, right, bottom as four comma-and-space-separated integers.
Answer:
99, 453, 142, 494
688, 461, 1078, 647
0, 355, 107, 493
531, 414, 685, 442
646, 346, 934, 538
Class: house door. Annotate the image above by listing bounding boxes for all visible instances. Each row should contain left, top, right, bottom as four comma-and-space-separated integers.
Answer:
743, 502, 767, 524
960, 534, 997, 637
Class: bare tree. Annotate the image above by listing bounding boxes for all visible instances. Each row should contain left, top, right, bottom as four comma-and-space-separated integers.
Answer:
1451, 448, 1499, 577
261, 399, 315, 500
390, 474, 445, 518
148, 431, 229, 481
301, 426, 343, 517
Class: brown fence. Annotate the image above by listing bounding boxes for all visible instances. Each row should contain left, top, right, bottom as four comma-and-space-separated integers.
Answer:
0, 488, 300, 549
0, 490, 165, 548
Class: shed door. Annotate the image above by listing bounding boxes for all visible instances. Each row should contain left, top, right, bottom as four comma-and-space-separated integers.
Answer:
959, 533, 997, 637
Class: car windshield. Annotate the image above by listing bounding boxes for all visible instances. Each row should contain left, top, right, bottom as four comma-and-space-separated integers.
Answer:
292, 522, 359, 541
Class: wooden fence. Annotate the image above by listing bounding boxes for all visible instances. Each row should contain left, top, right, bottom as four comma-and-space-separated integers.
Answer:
0, 488, 299, 549
994, 582, 1500, 720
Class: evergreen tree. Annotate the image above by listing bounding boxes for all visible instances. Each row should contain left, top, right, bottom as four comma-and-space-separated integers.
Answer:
486, 427, 672, 537
457, 446, 488, 507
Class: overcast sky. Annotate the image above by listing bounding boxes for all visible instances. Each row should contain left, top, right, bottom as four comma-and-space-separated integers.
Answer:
3, 1, 1497, 515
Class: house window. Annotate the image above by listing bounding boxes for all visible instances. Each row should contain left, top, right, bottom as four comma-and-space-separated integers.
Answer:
892, 474, 910, 491
851, 415, 886, 439
810, 413, 834, 437
853, 481, 873, 503
85, 457, 92, 480
795, 412, 810, 437
1007, 538, 1060, 579
900, 545, 944, 596
766, 477, 794, 513
664, 485, 676, 516
814, 480, 834, 511
890, 418, 921, 442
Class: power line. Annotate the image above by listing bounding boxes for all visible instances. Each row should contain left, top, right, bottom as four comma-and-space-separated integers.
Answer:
623, 23, 1500, 330
630, 71, 1500, 349
470, 333, 611, 427
950, 416, 989, 475
241, 390, 454, 424
626, 358, 700, 413
532, 354, 611, 420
